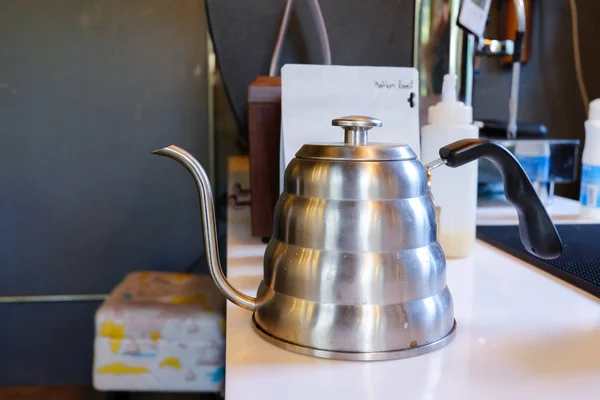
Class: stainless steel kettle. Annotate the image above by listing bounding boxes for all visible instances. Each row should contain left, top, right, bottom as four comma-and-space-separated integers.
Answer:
153, 116, 562, 361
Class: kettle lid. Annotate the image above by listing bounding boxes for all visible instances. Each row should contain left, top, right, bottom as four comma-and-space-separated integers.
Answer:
295, 116, 417, 161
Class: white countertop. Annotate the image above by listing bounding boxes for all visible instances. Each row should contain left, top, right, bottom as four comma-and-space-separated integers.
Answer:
224, 157, 600, 400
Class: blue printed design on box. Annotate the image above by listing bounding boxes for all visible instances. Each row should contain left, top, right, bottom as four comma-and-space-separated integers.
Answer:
580, 164, 600, 208
516, 155, 550, 182
205, 366, 224, 383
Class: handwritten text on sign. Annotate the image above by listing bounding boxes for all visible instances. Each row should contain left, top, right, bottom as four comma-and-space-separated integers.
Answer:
374, 80, 414, 90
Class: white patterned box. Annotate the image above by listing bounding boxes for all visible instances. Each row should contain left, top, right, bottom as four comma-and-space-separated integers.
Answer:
93, 271, 225, 392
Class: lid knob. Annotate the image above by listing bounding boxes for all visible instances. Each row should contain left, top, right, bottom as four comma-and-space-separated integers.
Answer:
332, 116, 382, 146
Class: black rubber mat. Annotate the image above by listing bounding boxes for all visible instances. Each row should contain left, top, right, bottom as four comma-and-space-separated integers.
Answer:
477, 224, 600, 298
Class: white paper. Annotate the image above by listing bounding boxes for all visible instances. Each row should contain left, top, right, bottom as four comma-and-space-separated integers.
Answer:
281, 64, 420, 182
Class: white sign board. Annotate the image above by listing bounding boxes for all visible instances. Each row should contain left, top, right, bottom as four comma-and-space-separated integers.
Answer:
280, 64, 420, 187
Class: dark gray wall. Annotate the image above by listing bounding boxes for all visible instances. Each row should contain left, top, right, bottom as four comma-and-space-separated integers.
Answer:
0, 0, 209, 385
474, 0, 600, 199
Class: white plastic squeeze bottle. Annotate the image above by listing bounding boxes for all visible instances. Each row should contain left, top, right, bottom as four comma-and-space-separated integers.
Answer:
421, 74, 479, 258
580, 99, 600, 219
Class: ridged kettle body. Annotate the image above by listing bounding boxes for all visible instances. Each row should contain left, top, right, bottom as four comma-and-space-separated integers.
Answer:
254, 155, 454, 357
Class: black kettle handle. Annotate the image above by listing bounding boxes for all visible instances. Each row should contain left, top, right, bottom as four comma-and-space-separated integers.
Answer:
439, 139, 563, 260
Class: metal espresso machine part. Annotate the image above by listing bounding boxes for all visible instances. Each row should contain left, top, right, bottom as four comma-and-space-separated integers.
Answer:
414, 0, 525, 120
414, 0, 580, 203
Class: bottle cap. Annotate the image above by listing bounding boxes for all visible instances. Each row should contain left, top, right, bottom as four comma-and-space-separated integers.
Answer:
428, 74, 473, 125
589, 99, 600, 121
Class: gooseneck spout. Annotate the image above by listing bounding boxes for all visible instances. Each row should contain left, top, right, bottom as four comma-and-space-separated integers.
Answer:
153, 145, 258, 311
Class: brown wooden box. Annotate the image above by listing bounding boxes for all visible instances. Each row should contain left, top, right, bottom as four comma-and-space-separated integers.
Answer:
247, 76, 281, 239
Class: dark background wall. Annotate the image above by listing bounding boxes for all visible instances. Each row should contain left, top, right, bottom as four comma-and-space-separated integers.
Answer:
0, 0, 210, 385
474, 0, 600, 199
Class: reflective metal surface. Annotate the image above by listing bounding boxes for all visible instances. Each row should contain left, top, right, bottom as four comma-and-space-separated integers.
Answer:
414, 0, 527, 131
256, 144, 453, 356
332, 115, 382, 129
332, 115, 382, 145
414, 0, 467, 110
154, 116, 455, 360
297, 116, 415, 161
253, 316, 457, 361
152, 146, 270, 312
477, 39, 515, 57
296, 143, 417, 161
505, 0, 526, 138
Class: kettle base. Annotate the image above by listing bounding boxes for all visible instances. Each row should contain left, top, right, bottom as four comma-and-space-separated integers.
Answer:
252, 315, 457, 361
